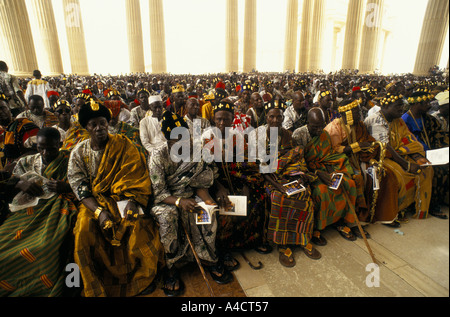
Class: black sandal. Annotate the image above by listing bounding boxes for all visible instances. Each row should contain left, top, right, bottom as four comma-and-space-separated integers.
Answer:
254, 244, 273, 254
208, 263, 233, 284
336, 225, 357, 241
162, 270, 185, 297
223, 253, 240, 271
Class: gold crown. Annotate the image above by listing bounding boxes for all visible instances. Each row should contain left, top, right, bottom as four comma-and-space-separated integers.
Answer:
172, 84, 185, 93
338, 98, 361, 113
90, 99, 100, 111
407, 94, 434, 104
380, 93, 403, 106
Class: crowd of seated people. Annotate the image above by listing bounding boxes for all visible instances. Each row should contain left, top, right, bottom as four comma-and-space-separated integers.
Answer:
0, 61, 448, 296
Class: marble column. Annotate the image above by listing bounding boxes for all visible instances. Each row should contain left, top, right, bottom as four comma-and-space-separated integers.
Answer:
126, 0, 145, 73
243, 0, 256, 73
298, 0, 313, 73
149, 0, 167, 73
342, 0, 365, 71
309, 0, 326, 72
283, 0, 298, 72
0, 0, 38, 76
358, 0, 384, 74
413, 0, 449, 75
226, 0, 239, 72
62, 0, 89, 75
29, 0, 64, 76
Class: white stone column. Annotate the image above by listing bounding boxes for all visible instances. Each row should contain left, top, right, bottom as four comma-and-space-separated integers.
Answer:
226, 0, 239, 72
342, 0, 365, 71
243, 0, 256, 73
149, 0, 167, 74
413, 0, 449, 75
283, 0, 298, 72
298, 0, 313, 72
0, 0, 38, 76
126, 0, 145, 73
62, 0, 89, 75
358, 0, 384, 74
309, 0, 326, 72
29, 0, 64, 76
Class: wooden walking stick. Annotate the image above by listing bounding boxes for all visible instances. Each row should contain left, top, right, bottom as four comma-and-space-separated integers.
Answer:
182, 222, 215, 297
342, 190, 378, 265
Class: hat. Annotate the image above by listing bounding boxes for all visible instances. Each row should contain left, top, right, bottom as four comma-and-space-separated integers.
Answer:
137, 88, 150, 96
149, 94, 162, 104
160, 110, 189, 140
107, 89, 120, 99
172, 84, 185, 93
264, 99, 287, 112
318, 90, 331, 101
338, 99, 361, 126
379, 93, 403, 107
214, 88, 228, 101
104, 100, 123, 119
76, 93, 91, 101
47, 91, 60, 98
407, 89, 435, 105
241, 82, 252, 91
53, 99, 71, 110
78, 100, 112, 128
435, 90, 449, 106
215, 81, 226, 90
213, 100, 235, 114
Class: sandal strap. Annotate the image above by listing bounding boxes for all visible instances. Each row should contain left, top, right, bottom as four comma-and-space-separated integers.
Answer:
313, 231, 321, 238
304, 243, 313, 252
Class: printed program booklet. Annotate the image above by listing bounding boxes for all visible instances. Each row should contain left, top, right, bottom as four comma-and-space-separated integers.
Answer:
218, 195, 247, 216
329, 173, 344, 190
283, 180, 306, 196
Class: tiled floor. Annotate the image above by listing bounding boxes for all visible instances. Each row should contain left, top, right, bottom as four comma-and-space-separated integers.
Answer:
143, 205, 449, 298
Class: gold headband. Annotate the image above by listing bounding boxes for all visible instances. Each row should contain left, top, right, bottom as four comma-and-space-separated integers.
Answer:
172, 84, 185, 93
338, 98, 361, 113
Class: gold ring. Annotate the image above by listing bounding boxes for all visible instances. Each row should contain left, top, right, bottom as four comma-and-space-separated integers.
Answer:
417, 169, 422, 174
127, 210, 133, 215
103, 220, 113, 230
133, 213, 138, 218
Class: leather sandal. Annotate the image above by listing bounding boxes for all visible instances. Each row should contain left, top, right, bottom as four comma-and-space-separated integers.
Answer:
311, 231, 327, 246
208, 263, 233, 284
302, 243, 321, 260
336, 225, 357, 241
351, 226, 371, 239
223, 253, 240, 271
278, 247, 295, 267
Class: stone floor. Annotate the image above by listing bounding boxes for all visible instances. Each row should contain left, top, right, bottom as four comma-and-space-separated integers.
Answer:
143, 205, 449, 298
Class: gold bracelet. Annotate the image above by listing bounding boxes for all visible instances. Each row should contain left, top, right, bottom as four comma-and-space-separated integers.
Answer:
94, 207, 103, 220
350, 142, 361, 153
175, 197, 182, 207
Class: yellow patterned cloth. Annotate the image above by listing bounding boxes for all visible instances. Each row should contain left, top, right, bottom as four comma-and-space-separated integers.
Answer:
72, 134, 163, 297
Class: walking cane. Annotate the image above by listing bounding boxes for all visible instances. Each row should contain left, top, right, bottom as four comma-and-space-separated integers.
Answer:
182, 222, 215, 297
342, 190, 378, 265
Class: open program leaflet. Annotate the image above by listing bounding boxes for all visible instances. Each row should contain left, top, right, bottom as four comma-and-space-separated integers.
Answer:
218, 195, 247, 216
9, 171, 55, 212
421, 147, 449, 166
195, 201, 219, 225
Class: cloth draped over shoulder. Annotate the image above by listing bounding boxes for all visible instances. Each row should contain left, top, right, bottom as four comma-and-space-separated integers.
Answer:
266, 140, 317, 247
304, 130, 357, 230
0, 151, 77, 297
72, 134, 163, 297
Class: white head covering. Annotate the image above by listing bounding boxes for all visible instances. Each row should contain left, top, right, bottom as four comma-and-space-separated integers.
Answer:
435, 90, 449, 106
149, 94, 162, 104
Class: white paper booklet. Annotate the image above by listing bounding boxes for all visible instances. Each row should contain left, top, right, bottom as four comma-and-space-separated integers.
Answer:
219, 195, 247, 216
422, 147, 449, 166
116, 200, 145, 218
195, 201, 219, 225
